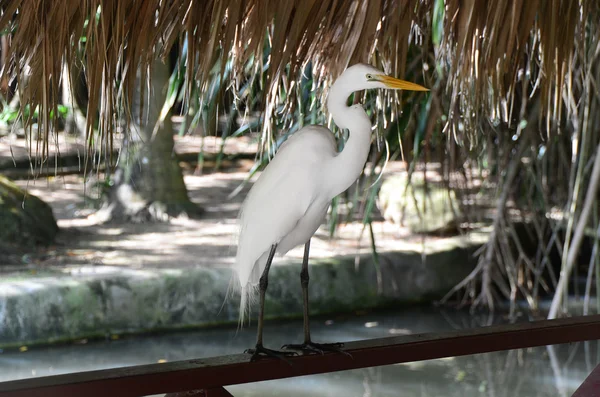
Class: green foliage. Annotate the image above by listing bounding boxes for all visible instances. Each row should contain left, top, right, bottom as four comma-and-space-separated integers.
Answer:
432, 0, 445, 46
0, 103, 70, 124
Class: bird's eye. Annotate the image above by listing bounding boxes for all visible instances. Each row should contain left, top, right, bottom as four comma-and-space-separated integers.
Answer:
366, 74, 373, 80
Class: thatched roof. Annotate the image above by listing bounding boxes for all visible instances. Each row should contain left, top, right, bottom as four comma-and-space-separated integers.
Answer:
0, 0, 597, 149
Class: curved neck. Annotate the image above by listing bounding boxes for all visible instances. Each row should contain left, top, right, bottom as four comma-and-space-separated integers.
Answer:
326, 83, 373, 197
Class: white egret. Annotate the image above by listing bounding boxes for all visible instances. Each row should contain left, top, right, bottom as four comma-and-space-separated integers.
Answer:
233, 63, 428, 360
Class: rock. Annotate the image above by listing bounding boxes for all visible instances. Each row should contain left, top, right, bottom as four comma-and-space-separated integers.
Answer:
378, 173, 461, 234
0, 234, 486, 348
0, 175, 59, 246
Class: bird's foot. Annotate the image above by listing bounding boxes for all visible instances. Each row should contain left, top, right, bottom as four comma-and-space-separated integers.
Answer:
245, 344, 297, 364
281, 341, 351, 357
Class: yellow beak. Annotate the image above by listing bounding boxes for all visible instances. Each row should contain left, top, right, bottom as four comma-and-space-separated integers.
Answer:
379, 75, 429, 91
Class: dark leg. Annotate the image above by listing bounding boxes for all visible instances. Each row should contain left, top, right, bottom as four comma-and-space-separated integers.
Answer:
245, 244, 296, 362
282, 240, 349, 356
300, 239, 313, 343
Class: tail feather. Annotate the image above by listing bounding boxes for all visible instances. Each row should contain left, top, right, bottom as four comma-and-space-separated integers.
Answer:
229, 248, 271, 328
238, 282, 259, 328
228, 265, 260, 329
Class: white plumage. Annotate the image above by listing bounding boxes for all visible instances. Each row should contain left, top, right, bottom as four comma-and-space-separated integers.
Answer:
229, 63, 428, 357
234, 127, 336, 324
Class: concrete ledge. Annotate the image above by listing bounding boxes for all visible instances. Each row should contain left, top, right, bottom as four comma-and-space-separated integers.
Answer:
0, 237, 484, 349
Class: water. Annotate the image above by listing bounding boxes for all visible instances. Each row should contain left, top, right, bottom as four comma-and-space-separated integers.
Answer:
0, 306, 596, 396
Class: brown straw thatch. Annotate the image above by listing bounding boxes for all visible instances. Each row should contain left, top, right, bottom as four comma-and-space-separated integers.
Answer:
1, 0, 596, 149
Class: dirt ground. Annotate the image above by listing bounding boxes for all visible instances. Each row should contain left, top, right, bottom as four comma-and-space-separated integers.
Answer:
0, 134, 454, 273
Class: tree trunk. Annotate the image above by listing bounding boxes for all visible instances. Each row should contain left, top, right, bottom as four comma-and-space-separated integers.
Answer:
96, 56, 201, 223
61, 61, 87, 138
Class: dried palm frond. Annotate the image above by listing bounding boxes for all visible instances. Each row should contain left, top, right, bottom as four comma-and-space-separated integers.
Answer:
0, 0, 425, 161
1, 0, 595, 158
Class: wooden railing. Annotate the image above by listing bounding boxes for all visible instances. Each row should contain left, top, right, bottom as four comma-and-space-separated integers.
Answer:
1, 315, 600, 397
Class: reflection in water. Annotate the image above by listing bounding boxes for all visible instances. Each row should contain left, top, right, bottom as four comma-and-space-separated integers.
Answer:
0, 306, 595, 396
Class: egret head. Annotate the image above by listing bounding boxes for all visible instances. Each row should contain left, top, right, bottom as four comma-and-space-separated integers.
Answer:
340, 63, 430, 93
327, 63, 429, 130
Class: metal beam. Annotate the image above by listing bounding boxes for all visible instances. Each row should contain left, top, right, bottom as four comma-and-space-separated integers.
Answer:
165, 387, 234, 397
1, 315, 600, 397
571, 363, 600, 397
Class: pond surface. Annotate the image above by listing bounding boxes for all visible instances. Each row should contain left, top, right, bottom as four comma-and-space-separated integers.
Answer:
0, 305, 595, 396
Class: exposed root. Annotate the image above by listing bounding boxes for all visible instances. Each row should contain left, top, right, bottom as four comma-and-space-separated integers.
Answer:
439, 121, 532, 312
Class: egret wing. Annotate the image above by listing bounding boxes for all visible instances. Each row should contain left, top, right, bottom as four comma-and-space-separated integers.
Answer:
234, 125, 337, 287
275, 125, 337, 160
235, 165, 314, 285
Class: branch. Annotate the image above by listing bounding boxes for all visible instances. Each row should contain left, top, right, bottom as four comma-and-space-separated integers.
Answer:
549, 143, 600, 319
